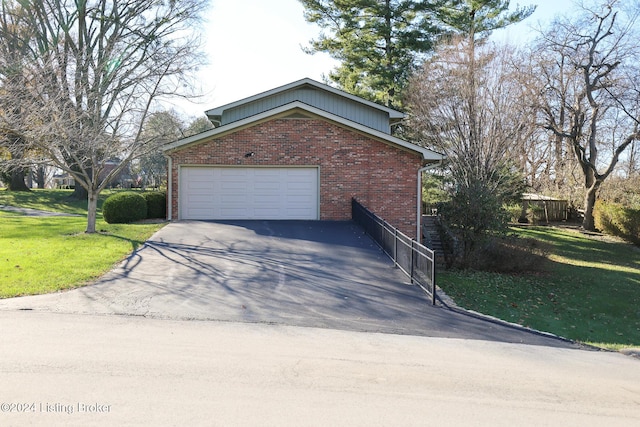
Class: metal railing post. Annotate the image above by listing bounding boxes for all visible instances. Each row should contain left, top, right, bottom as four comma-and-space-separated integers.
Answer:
410, 240, 415, 284
431, 252, 436, 306
352, 198, 436, 305
394, 227, 398, 265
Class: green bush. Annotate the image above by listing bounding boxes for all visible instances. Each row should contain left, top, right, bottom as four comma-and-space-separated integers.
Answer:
526, 204, 546, 225
594, 201, 640, 245
504, 203, 524, 223
439, 181, 511, 267
102, 191, 148, 224
142, 191, 166, 219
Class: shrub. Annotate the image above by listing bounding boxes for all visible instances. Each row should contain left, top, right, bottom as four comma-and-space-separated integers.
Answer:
526, 204, 546, 225
599, 175, 640, 209
504, 203, 524, 223
102, 191, 147, 224
439, 181, 511, 267
142, 191, 166, 219
594, 201, 640, 245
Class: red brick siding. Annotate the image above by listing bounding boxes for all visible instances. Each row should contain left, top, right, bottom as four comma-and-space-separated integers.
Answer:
168, 118, 422, 238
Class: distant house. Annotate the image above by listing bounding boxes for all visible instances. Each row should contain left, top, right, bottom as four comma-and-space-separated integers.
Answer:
52, 173, 75, 189
100, 159, 138, 188
162, 78, 444, 238
51, 160, 137, 190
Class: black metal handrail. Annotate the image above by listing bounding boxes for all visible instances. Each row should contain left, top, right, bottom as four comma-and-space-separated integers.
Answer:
352, 198, 436, 305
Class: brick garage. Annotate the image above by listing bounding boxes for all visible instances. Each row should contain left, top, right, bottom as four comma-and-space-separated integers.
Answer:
163, 79, 443, 239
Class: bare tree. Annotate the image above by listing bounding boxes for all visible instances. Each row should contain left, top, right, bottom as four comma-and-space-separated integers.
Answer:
0, 2, 33, 191
409, 41, 528, 179
525, 0, 640, 231
407, 40, 528, 263
0, 0, 208, 232
136, 110, 187, 190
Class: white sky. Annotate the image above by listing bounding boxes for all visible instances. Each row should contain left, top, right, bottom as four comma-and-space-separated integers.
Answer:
167, 0, 578, 119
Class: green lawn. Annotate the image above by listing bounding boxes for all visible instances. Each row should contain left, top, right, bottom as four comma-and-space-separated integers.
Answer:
439, 226, 640, 349
0, 188, 91, 214
3, 189, 638, 350
0, 189, 166, 297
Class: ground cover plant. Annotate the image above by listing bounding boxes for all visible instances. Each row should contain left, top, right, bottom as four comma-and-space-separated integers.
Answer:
438, 226, 640, 349
0, 189, 165, 297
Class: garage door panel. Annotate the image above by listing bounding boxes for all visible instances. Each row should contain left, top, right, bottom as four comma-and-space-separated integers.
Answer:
286, 194, 313, 207
253, 208, 281, 218
185, 180, 215, 191
287, 182, 314, 191
253, 194, 280, 204
219, 208, 251, 218
220, 169, 249, 177
187, 168, 215, 178
218, 194, 250, 208
187, 194, 217, 204
294, 173, 316, 181
220, 181, 250, 191
180, 167, 318, 220
254, 181, 282, 191
185, 208, 216, 219
185, 180, 215, 192
253, 169, 280, 177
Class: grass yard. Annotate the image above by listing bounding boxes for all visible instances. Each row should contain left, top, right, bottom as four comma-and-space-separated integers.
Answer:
0, 188, 91, 214
0, 189, 166, 297
439, 226, 640, 349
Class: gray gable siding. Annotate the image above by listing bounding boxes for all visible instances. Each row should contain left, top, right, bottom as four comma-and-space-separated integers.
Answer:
221, 87, 391, 134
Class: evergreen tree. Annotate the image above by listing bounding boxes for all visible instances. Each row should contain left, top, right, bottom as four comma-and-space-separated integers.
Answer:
300, 1, 534, 109
437, 0, 535, 42
299, 0, 447, 108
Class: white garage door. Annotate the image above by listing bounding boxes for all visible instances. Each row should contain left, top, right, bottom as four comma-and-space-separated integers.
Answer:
180, 167, 319, 220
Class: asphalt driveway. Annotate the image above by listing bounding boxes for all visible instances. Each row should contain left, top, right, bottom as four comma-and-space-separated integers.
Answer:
0, 220, 581, 348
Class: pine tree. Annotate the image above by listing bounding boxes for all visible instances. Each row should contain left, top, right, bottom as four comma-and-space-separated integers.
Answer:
437, 0, 535, 42
299, 0, 447, 108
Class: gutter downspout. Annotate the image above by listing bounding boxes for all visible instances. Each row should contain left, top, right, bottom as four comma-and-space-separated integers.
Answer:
166, 155, 172, 221
417, 161, 442, 243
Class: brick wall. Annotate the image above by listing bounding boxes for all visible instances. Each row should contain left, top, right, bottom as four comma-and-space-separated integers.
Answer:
167, 117, 422, 238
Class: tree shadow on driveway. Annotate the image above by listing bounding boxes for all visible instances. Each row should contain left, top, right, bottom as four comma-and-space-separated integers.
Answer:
1, 220, 583, 348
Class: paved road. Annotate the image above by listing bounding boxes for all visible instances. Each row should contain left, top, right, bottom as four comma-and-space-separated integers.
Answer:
0, 220, 577, 347
1, 312, 638, 427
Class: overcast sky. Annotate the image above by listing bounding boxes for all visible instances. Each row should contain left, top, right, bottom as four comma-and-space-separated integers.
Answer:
167, 0, 578, 119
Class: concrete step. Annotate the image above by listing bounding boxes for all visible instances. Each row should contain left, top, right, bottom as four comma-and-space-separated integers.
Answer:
421, 215, 447, 268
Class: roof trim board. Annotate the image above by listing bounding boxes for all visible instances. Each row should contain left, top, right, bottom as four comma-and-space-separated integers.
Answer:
205, 78, 406, 125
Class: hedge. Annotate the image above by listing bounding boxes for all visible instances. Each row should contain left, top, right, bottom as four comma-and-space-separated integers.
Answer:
594, 201, 640, 245
142, 191, 166, 219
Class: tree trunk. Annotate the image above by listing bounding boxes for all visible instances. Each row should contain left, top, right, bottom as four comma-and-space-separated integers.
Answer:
7, 169, 30, 191
66, 163, 89, 200
69, 185, 88, 200
36, 165, 46, 188
86, 189, 98, 233
582, 182, 600, 231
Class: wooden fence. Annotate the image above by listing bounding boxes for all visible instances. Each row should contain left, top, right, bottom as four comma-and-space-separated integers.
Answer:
523, 199, 568, 222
